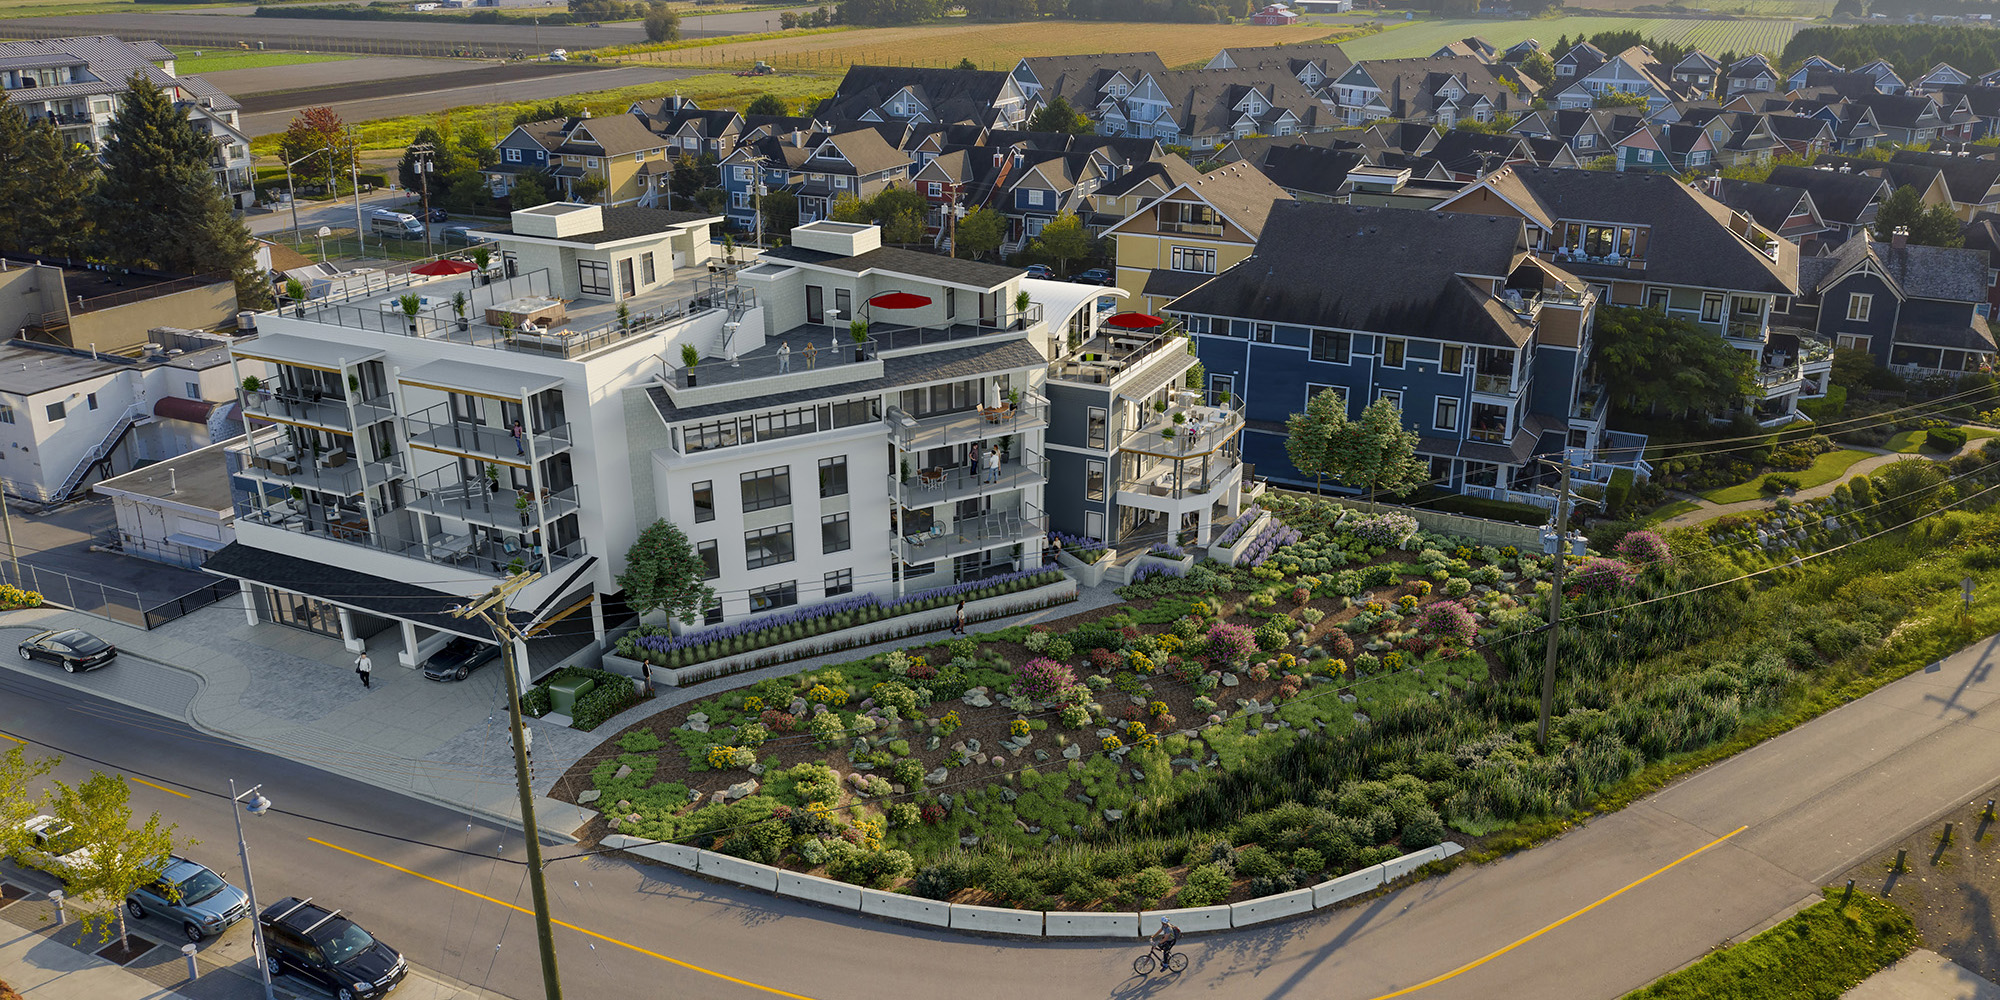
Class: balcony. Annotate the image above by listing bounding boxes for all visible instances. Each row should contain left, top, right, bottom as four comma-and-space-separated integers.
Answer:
889, 456, 1047, 509
234, 499, 586, 577
1756, 363, 1804, 395
404, 403, 572, 463
240, 377, 395, 431
1542, 247, 1647, 271
1726, 318, 1768, 344
1050, 328, 1184, 385
1472, 369, 1532, 398
1117, 398, 1244, 461
890, 395, 1049, 452
669, 309, 1041, 392
898, 508, 1046, 565
406, 470, 581, 533
232, 433, 404, 497
1572, 383, 1608, 422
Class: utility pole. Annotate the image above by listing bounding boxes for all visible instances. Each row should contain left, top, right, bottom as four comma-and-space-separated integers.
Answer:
0, 492, 17, 587
411, 143, 436, 260
1538, 459, 1582, 749
451, 575, 563, 1000
348, 125, 365, 252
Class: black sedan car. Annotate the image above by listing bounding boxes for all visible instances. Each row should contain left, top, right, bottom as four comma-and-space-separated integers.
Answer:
425, 207, 448, 222
422, 637, 499, 681
18, 629, 116, 673
440, 225, 480, 246
1074, 267, 1112, 285
260, 897, 407, 1000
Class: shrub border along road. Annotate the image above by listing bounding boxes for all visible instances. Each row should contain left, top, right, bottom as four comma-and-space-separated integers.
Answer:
1621, 888, 1918, 999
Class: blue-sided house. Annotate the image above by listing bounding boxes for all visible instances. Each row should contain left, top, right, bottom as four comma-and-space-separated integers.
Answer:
1781, 228, 1995, 376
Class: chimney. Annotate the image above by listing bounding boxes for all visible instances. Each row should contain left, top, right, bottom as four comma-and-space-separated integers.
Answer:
1892, 225, 1909, 248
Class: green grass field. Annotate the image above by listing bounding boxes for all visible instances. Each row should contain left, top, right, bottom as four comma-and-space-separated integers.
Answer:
169, 48, 351, 74
0, 0, 240, 16
1642, 499, 1703, 524
1622, 889, 1916, 1000
1699, 448, 1875, 503
1336, 14, 1805, 61
1884, 426, 2000, 453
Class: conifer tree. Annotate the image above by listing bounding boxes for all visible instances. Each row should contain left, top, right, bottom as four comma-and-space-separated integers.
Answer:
18, 120, 97, 258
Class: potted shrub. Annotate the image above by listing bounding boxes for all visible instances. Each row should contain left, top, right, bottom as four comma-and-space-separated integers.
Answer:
681, 343, 701, 386
486, 463, 501, 494
241, 375, 263, 396
516, 492, 532, 525
850, 319, 869, 361
452, 291, 470, 332
1154, 399, 1169, 415
398, 293, 422, 334
471, 247, 491, 285
1173, 411, 1186, 426
285, 277, 308, 317
501, 313, 517, 345
618, 301, 631, 331
1014, 289, 1031, 321
507, 558, 526, 575
1162, 427, 1177, 439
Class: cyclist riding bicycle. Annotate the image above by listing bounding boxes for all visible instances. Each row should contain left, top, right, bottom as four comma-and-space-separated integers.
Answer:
1151, 919, 1182, 964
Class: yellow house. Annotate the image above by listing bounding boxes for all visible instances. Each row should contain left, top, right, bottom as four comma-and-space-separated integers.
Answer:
548, 114, 676, 208
1103, 161, 1291, 315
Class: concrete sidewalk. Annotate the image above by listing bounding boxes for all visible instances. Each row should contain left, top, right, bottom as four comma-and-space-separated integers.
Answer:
1846, 950, 2000, 1000
0, 879, 497, 1000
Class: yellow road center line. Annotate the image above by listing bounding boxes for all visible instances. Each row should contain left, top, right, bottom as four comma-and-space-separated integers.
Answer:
1365, 825, 1751, 1000
308, 837, 818, 1000
128, 776, 190, 799
0, 731, 23, 744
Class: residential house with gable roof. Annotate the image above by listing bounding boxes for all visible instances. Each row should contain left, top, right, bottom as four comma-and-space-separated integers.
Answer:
1958, 212, 2000, 317
1013, 52, 1169, 113
487, 117, 567, 197
1552, 41, 1607, 82
1785, 55, 1844, 91
1202, 42, 1353, 91
1105, 161, 1290, 314
1781, 228, 1994, 375
1724, 54, 1779, 96
1884, 149, 2000, 220
1097, 68, 1335, 147
1554, 46, 1694, 114
1612, 121, 1715, 173
1079, 154, 1204, 231
1856, 59, 1907, 94
1673, 50, 1722, 99
792, 127, 913, 225
1939, 85, 2000, 139
1508, 107, 1624, 157
818, 65, 1028, 129
541, 114, 677, 208
1912, 63, 1971, 93
1164, 202, 1617, 505
1715, 178, 1829, 247
1330, 55, 1536, 126
1434, 167, 1811, 425
630, 95, 742, 159
1817, 153, 1958, 213
1767, 164, 1891, 245
719, 134, 811, 235
1764, 113, 1839, 160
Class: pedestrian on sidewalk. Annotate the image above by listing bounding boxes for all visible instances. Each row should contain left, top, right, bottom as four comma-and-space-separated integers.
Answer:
953, 599, 967, 635
355, 650, 372, 689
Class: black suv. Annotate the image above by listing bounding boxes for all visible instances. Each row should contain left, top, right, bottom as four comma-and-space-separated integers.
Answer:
259, 898, 407, 1000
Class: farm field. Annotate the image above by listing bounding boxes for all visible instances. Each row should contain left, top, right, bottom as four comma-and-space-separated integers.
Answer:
1337, 14, 1807, 60
169, 46, 349, 74
616, 19, 1355, 71
0, 0, 240, 17
1567, 0, 1832, 13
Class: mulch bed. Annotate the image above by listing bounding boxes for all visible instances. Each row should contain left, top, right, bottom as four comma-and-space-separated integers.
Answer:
0, 883, 27, 907
93, 934, 157, 966
1841, 787, 2000, 981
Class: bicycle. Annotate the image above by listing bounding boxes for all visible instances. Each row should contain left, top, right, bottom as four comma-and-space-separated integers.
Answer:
1132, 946, 1188, 976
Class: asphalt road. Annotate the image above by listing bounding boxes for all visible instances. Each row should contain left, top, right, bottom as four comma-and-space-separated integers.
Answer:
4, 626, 1999, 1000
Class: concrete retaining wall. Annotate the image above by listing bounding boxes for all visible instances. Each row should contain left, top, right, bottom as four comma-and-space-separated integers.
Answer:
777, 872, 862, 911
1229, 887, 1315, 926
1057, 547, 1113, 588
1283, 493, 1542, 549
1380, 842, 1461, 882
1138, 905, 1232, 934
949, 903, 1044, 936
1207, 510, 1271, 565
1312, 864, 1385, 908
600, 834, 699, 871
860, 888, 950, 927
1045, 911, 1140, 938
694, 850, 779, 891
608, 577, 1076, 686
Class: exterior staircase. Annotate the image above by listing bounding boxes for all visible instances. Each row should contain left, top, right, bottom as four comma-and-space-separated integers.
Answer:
51, 403, 150, 503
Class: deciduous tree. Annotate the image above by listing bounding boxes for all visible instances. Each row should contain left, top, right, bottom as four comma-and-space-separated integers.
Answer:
1518, 51, 1556, 87
509, 170, 552, 210
1593, 305, 1756, 418
618, 519, 718, 624
48, 771, 182, 943
1031, 211, 1090, 275
0, 746, 59, 864
1027, 95, 1092, 135
1873, 184, 1963, 247
954, 205, 1005, 259
1330, 396, 1427, 500
1284, 386, 1347, 490
277, 106, 351, 193
744, 94, 790, 117
644, 7, 680, 41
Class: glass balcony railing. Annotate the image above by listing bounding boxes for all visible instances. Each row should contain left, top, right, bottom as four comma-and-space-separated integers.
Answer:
889, 395, 1049, 452
234, 498, 586, 577
897, 510, 1046, 566
1473, 370, 1531, 397
240, 376, 394, 430
888, 456, 1047, 508
404, 402, 572, 462
1118, 398, 1244, 460
406, 468, 581, 532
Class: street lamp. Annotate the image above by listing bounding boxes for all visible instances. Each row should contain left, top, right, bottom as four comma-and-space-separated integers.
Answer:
284, 147, 329, 244
316, 226, 332, 262
230, 780, 276, 1000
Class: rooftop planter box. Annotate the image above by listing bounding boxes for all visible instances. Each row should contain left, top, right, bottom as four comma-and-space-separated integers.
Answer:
1207, 506, 1269, 565
606, 568, 1075, 686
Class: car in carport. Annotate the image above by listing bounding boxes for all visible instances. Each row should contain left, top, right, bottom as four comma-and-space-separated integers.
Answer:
422, 637, 499, 681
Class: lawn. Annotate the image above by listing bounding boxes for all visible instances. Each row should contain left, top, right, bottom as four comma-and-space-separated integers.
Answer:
1885, 426, 2000, 454
169, 48, 351, 74
1642, 499, 1702, 524
1337, 14, 1804, 61
1623, 889, 1917, 999
1698, 448, 1876, 503
614, 19, 1357, 71
0, 0, 239, 15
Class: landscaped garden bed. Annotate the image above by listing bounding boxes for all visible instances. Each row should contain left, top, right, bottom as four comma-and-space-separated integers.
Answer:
554, 472, 2000, 916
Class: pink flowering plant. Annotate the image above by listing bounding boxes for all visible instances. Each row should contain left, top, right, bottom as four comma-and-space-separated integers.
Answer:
1014, 657, 1080, 701
1206, 621, 1258, 664
1416, 600, 1479, 646
1572, 557, 1638, 595
1614, 530, 1674, 567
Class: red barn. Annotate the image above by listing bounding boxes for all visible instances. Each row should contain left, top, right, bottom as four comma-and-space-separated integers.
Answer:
1250, 3, 1300, 23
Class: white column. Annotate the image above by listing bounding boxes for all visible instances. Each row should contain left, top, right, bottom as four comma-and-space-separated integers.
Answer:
590, 595, 606, 648
397, 620, 422, 668
239, 581, 257, 627
1197, 505, 1214, 547
337, 608, 364, 653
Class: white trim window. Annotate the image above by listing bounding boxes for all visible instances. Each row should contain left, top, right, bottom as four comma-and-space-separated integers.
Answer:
1170, 247, 1216, 273
1434, 396, 1459, 432
505, 148, 521, 162
1847, 292, 1873, 322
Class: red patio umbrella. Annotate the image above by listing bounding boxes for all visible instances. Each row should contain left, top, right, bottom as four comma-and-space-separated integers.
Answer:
410, 258, 476, 276
1106, 311, 1166, 330
868, 291, 933, 309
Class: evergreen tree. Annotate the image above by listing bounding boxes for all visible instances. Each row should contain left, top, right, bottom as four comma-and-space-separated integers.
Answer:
1330, 396, 1427, 500
18, 120, 97, 258
0, 96, 33, 252
744, 93, 791, 117
1028, 96, 1093, 135
91, 74, 265, 307
1873, 185, 1963, 247
618, 519, 717, 624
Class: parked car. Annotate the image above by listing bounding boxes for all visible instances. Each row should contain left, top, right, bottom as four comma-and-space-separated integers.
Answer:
1074, 268, 1112, 285
425, 208, 448, 222
260, 897, 408, 1000
18, 629, 116, 673
422, 637, 500, 682
1023, 264, 1054, 279
440, 225, 479, 246
127, 856, 251, 943
11, 814, 94, 881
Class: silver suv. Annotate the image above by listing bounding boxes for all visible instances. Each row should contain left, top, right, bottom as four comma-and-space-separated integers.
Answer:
126, 856, 251, 942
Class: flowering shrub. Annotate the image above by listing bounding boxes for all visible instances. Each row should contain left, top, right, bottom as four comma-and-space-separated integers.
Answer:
1615, 530, 1674, 567
1010, 719, 1031, 738
806, 683, 847, 706
1149, 542, 1186, 558
1363, 601, 1386, 614
1089, 648, 1122, 672
1397, 594, 1419, 612
1444, 577, 1473, 598
808, 711, 847, 747
1060, 703, 1091, 728
1502, 545, 1519, 558
938, 710, 962, 736
1053, 531, 1110, 564
1346, 513, 1418, 546
1573, 557, 1638, 595
871, 681, 920, 720
1207, 621, 1258, 663
1418, 600, 1479, 645
736, 722, 771, 748
1023, 629, 1052, 653
907, 659, 938, 681
1157, 633, 1183, 654
1247, 663, 1270, 682
1382, 650, 1405, 670
706, 744, 744, 769
1101, 735, 1124, 752
1413, 580, 1433, 596
761, 709, 796, 732
1191, 600, 1214, 618
1124, 719, 1149, 740
1325, 631, 1355, 660
1237, 523, 1302, 567
920, 803, 947, 825
742, 695, 764, 713
1353, 651, 1380, 673
1298, 607, 1326, 624
0, 585, 43, 610
1129, 563, 1185, 585
1292, 585, 1312, 605
1216, 505, 1263, 547
1015, 658, 1079, 700
1129, 651, 1156, 674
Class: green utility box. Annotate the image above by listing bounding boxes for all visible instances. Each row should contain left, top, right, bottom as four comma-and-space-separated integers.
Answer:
548, 677, 595, 716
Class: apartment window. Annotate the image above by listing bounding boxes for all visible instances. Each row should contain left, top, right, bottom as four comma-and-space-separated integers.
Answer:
1439, 344, 1463, 372
1836, 333, 1872, 352
1086, 459, 1106, 501
1636, 148, 1654, 164
704, 604, 724, 626
697, 540, 720, 580
578, 259, 611, 296
692, 481, 714, 522
1645, 287, 1670, 311
834, 176, 848, 188
506, 148, 521, 162
752, 407, 818, 442
1847, 292, 1873, 322
745, 524, 796, 569
1209, 373, 1235, 406
1434, 396, 1459, 432
1085, 510, 1105, 540
1087, 407, 1107, 449
732, 191, 751, 209
818, 456, 848, 497
749, 581, 798, 612
1577, 133, 1595, 149
1381, 337, 1406, 368
1311, 330, 1351, 363
737, 166, 752, 181
618, 258, 636, 297
1254, 323, 1274, 343
1700, 293, 1724, 323
1378, 389, 1402, 409
586, 157, 599, 168
824, 569, 854, 597
928, 181, 941, 196
1028, 189, 1045, 207
1170, 247, 1216, 273
740, 467, 791, 512
0, 407, 13, 424
45, 401, 63, 422
821, 512, 851, 554
634, 152, 645, 163
87, 393, 99, 410
641, 252, 656, 285
1733, 296, 1763, 318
